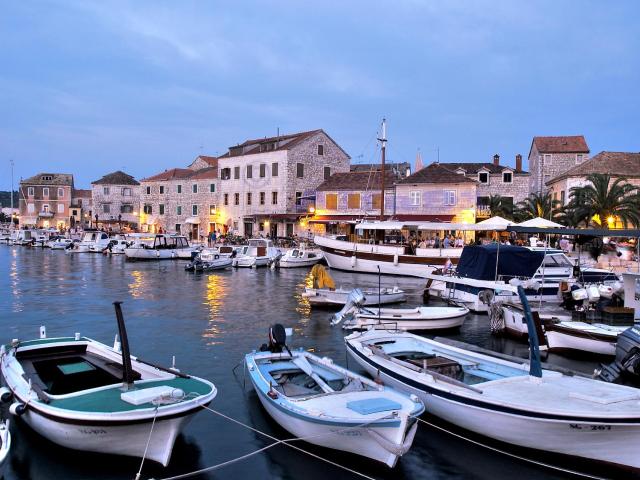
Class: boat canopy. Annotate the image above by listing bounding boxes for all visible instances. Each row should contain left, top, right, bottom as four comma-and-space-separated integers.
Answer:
355, 221, 417, 231
507, 226, 640, 237
356, 221, 510, 232
456, 245, 545, 281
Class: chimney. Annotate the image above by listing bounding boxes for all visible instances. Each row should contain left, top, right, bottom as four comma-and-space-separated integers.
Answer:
515, 154, 522, 172
493, 154, 500, 166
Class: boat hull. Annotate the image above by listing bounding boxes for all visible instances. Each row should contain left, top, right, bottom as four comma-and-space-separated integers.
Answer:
304, 289, 406, 306
278, 258, 322, 268
124, 248, 191, 260
545, 327, 617, 356
349, 309, 466, 331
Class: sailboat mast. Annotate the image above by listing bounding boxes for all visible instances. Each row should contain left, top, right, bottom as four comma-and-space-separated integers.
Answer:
378, 119, 387, 220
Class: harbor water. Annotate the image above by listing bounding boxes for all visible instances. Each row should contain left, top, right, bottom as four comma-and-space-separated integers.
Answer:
0, 245, 600, 480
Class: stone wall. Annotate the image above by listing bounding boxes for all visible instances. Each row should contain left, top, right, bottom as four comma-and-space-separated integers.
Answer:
92, 184, 141, 226
19, 184, 73, 228
529, 145, 589, 193
395, 183, 476, 219
477, 171, 530, 205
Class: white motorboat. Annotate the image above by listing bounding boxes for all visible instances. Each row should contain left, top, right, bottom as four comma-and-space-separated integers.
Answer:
13, 230, 36, 246
345, 328, 640, 472
204, 245, 242, 259
245, 325, 424, 467
232, 238, 281, 268
303, 287, 406, 307
277, 247, 323, 268
185, 254, 233, 272
47, 236, 73, 250
124, 234, 195, 260
0, 420, 10, 479
70, 230, 111, 253
331, 291, 467, 330
0, 304, 217, 466
105, 238, 131, 254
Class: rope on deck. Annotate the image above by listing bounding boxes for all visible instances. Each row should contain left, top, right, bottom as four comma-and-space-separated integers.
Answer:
416, 418, 607, 480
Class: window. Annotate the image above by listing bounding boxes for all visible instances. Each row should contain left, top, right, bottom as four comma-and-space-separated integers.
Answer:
192, 205, 198, 216
177, 185, 182, 194
560, 190, 566, 205
577, 154, 584, 163
260, 192, 265, 205
502, 172, 512, 183
318, 144, 324, 156
544, 154, 551, 165
246, 165, 253, 178
121, 204, 134, 213
210, 183, 215, 193
325, 193, 338, 210
221, 168, 231, 180
122, 187, 132, 196
347, 193, 360, 209
58, 188, 64, 197
43, 187, 49, 197
372, 193, 381, 210
27, 203, 35, 213
146, 186, 151, 195
410, 191, 421, 206
224, 193, 229, 206
177, 205, 182, 215
175, 224, 181, 233
28, 187, 34, 196
295, 191, 302, 205
443, 190, 456, 206
103, 204, 111, 213
159, 185, 165, 194
143, 205, 152, 214
77, 199, 83, 207
553, 192, 558, 201
159, 204, 165, 215
271, 191, 278, 205
192, 184, 198, 194
478, 172, 489, 184
272, 162, 278, 177
57, 204, 64, 213
43, 204, 50, 213
259, 222, 265, 231
234, 166, 240, 179
296, 163, 304, 178
247, 193, 252, 205
324, 166, 331, 180
209, 204, 216, 215
72, 209, 78, 216
41, 175, 52, 181
260, 164, 266, 177
234, 193, 240, 205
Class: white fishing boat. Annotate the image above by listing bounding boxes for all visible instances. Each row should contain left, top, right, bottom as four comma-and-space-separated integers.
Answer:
124, 234, 195, 260
104, 238, 131, 255
245, 325, 424, 467
0, 303, 216, 466
332, 290, 468, 330
303, 287, 406, 307
71, 230, 111, 253
47, 236, 74, 250
205, 245, 242, 259
0, 420, 10, 479
232, 238, 281, 268
277, 247, 323, 268
345, 327, 640, 472
13, 230, 36, 246
184, 253, 233, 272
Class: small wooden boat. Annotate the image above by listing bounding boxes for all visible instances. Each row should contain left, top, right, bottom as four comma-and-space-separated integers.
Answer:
246, 325, 424, 467
0, 303, 217, 466
0, 420, 10, 479
345, 327, 640, 472
303, 287, 406, 306
277, 247, 323, 268
545, 322, 627, 356
233, 239, 282, 268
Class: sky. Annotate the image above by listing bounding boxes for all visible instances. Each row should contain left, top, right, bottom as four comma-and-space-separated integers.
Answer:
1, 0, 639, 188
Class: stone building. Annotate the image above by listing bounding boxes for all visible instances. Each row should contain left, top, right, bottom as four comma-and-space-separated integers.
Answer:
312, 170, 395, 233
216, 129, 350, 238
139, 156, 218, 239
547, 151, 640, 206
528, 136, 589, 193
19, 173, 74, 229
444, 154, 530, 219
91, 171, 141, 230
71, 189, 92, 228
395, 163, 477, 223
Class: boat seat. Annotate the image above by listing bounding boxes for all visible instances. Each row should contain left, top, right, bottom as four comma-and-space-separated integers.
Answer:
406, 356, 460, 370
346, 397, 402, 415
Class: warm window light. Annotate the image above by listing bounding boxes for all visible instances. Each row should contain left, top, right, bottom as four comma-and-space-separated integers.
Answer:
209, 207, 216, 215
264, 220, 270, 227
606, 215, 615, 226
308, 205, 315, 214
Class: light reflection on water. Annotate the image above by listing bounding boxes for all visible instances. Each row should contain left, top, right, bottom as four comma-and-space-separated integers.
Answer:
202, 273, 228, 345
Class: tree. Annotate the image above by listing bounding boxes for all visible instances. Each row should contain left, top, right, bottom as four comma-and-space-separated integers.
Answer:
567, 173, 640, 228
514, 191, 560, 222
485, 194, 512, 219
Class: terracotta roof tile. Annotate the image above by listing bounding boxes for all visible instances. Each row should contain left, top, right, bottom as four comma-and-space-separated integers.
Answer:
91, 170, 140, 186
73, 189, 92, 198
316, 171, 396, 191
197, 155, 218, 167
141, 168, 194, 182
547, 151, 640, 184
532, 136, 589, 154
443, 162, 527, 174
398, 163, 478, 185
188, 166, 218, 180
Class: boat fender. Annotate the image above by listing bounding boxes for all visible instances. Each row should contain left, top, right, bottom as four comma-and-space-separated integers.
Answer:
321, 356, 334, 364
351, 255, 357, 267
393, 254, 399, 266
214, 254, 219, 260
9, 402, 25, 416
0, 387, 12, 403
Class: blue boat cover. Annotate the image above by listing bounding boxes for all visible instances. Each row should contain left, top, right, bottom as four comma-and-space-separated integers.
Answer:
456, 245, 544, 281
346, 397, 402, 415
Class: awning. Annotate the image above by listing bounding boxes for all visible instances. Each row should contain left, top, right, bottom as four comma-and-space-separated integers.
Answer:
507, 226, 640, 237
185, 217, 200, 224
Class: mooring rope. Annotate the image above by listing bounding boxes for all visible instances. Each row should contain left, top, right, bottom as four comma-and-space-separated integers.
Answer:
416, 418, 606, 480
135, 405, 160, 480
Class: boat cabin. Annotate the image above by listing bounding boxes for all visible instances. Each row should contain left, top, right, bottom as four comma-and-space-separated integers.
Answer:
152, 235, 190, 250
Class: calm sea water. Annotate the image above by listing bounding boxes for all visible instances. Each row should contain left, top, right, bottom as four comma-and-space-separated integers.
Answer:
0, 245, 600, 480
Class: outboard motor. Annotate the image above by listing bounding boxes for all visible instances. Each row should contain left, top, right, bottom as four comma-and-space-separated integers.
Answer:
331, 289, 365, 326
599, 326, 640, 383
260, 324, 291, 355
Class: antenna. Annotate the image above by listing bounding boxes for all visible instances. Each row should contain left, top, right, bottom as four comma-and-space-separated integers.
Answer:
377, 119, 387, 220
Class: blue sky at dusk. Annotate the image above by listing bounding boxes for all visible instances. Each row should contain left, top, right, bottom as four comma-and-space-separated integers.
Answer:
2, 1, 639, 187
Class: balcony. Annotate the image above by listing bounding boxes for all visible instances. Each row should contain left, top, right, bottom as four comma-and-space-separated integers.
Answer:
38, 211, 54, 218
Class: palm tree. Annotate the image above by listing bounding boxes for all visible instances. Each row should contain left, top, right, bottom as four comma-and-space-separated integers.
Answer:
567, 173, 640, 228
514, 191, 560, 222
485, 194, 512, 219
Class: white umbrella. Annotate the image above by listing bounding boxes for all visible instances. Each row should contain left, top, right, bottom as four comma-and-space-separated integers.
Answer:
518, 217, 565, 228
474, 216, 516, 230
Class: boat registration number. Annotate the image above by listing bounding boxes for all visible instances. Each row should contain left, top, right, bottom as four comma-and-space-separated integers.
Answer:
569, 424, 612, 431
